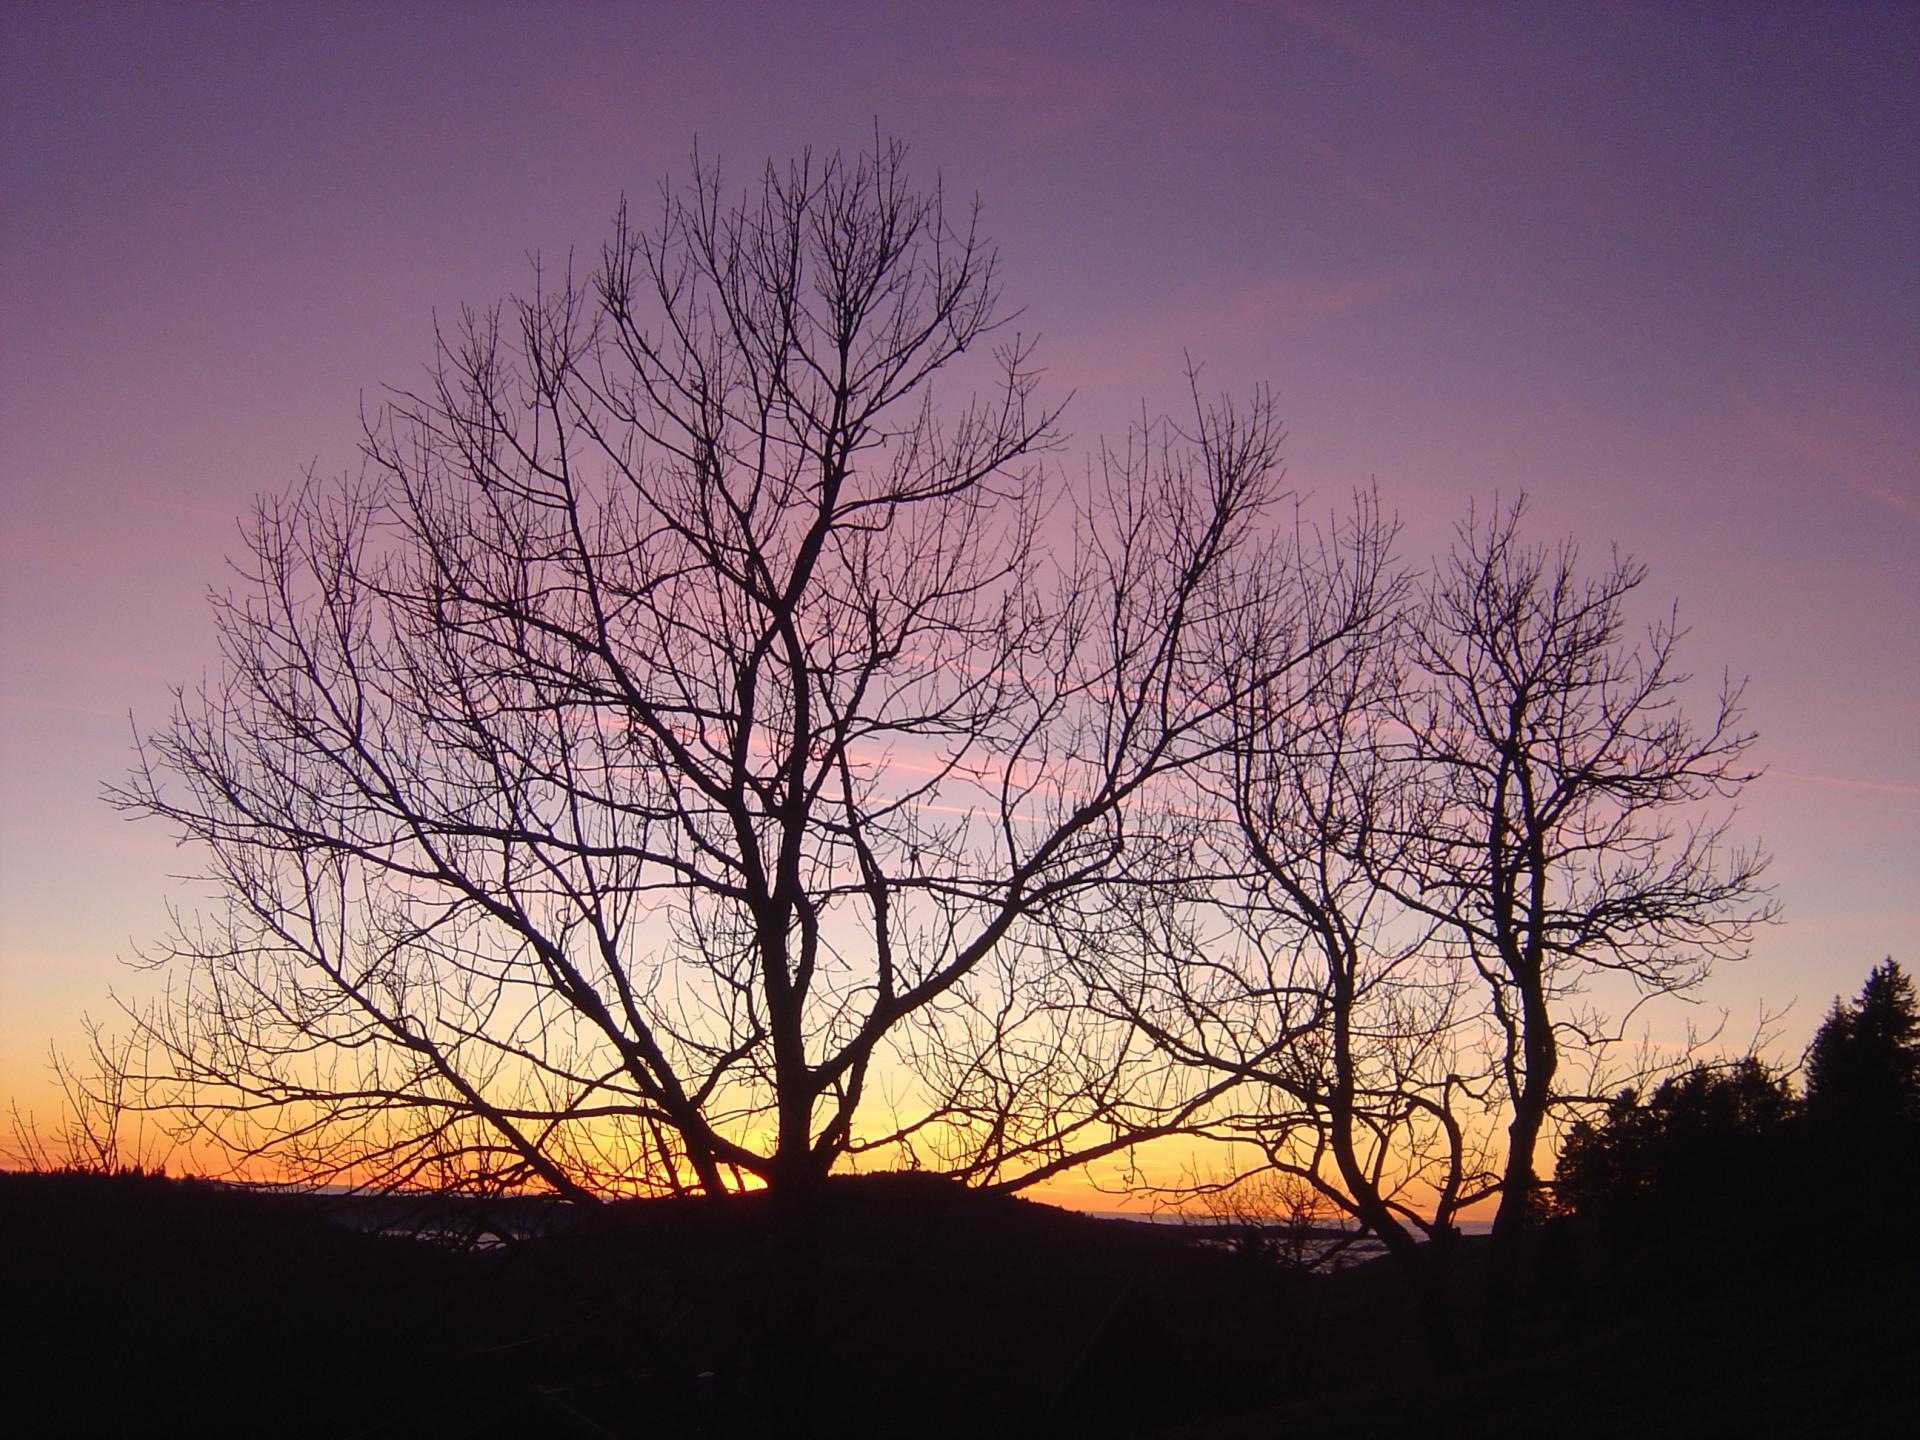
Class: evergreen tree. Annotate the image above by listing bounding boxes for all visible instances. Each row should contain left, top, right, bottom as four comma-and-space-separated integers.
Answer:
1555, 1058, 1793, 1231
1804, 959, 1920, 1136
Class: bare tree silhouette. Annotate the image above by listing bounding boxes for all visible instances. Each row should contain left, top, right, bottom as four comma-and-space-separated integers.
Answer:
1083, 503, 1492, 1367
1389, 499, 1773, 1354
104, 139, 1366, 1209
1088, 498, 1770, 1366
7, 1021, 178, 1176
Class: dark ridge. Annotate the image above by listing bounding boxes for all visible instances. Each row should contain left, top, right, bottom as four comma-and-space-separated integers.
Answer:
8, 1167, 1908, 1437
0, 1170, 1316, 1439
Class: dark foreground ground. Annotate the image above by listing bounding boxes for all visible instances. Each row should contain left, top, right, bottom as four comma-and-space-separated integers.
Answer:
2, 1169, 1911, 1438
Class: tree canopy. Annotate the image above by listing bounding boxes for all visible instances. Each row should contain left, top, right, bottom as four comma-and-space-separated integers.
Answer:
105, 140, 1363, 1200
1805, 958, 1920, 1139
1555, 959, 1919, 1234
1554, 1058, 1793, 1227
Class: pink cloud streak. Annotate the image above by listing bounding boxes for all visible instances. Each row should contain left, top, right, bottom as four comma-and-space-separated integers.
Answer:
1768, 769, 1920, 799
1732, 390, 1920, 525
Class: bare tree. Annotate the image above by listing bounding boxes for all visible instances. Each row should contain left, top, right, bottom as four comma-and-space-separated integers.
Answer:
1391, 498, 1773, 1354
1184, 1168, 1348, 1276
105, 140, 1349, 1207
1094, 497, 1770, 1366
7, 1022, 178, 1177
1086, 499, 1495, 1367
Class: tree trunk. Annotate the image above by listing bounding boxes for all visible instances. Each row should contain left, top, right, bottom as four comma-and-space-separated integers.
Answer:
759, 1149, 828, 1430
1332, 1107, 1461, 1370
1483, 977, 1555, 1359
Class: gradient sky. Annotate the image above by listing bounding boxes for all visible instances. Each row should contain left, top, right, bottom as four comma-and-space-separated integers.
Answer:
3, 1, 1915, 1183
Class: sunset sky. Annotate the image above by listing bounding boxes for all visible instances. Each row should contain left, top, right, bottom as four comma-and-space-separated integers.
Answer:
3, 1, 1915, 1189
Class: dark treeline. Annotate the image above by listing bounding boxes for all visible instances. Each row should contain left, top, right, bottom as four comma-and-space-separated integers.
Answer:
1555, 958, 1920, 1238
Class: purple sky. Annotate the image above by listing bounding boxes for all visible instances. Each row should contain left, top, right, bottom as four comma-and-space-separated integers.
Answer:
3, 1, 1915, 1146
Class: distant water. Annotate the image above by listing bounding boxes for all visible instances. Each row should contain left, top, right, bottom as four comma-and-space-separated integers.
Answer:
1080, 1210, 1495, 1273
1083, 1210, 1494, 1234
303, 1185, 1493, 1268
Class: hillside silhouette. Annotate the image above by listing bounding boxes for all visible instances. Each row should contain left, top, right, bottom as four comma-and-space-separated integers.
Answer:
2, 1170, 1316, 1437
6, 1161, 1912, 1437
